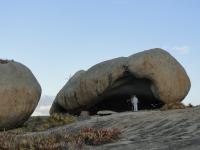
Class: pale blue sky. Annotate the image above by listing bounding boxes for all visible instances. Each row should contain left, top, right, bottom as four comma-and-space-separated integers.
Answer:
0, 0, 199, 105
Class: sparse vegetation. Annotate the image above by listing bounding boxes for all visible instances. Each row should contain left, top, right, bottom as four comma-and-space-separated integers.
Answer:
187, 103, 194, 108
78, 127, 121, 146
0, 113, 121, 149
160, 102, 186, 111
14, 113, 77, 133
0, 59, 9, 64
0, 127, 121, 149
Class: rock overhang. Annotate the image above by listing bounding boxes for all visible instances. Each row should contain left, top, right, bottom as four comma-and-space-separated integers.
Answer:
50, 48, 191, 115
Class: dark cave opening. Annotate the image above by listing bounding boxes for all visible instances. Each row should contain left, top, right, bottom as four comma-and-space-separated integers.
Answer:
88, 72, 164, 115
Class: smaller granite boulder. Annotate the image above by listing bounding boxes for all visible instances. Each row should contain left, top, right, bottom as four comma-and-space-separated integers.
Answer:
78, 111, 91, 121
0, 59, 41, 129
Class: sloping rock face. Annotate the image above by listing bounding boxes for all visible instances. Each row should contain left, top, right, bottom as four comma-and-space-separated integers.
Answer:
50, 48, 191, 115
0, 60, 41, 129
18, 107, 200, 150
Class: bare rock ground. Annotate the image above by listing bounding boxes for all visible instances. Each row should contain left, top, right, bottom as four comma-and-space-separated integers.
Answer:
20, 106, 200, 150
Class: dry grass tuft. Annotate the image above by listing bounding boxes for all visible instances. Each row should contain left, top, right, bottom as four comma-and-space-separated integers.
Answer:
78, 127, 121, 146
160, 102, 186, 111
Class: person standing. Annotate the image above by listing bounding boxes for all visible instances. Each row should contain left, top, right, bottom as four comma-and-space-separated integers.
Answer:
131, 95, 139, 112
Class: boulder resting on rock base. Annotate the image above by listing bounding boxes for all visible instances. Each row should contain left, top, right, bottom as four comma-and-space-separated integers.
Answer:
50, 48, 191, 115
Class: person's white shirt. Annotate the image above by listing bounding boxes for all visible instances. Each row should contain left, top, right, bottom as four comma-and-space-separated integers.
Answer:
131, 96, 138, 104
131, 96, 138, 111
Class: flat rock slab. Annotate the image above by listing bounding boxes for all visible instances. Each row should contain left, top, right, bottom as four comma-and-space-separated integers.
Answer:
97, 110, 118, 116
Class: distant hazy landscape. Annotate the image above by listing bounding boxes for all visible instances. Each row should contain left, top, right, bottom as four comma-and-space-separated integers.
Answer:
33, 95, 55, 116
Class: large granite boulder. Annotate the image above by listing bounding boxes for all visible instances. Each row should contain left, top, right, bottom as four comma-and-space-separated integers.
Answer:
0, 60, 41, 129
50, 48, 191, 115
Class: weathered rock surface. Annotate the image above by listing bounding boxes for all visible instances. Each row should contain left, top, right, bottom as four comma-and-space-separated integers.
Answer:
50, 48, 191, 115
12, 107, 200, 150
0, 60, 41, 129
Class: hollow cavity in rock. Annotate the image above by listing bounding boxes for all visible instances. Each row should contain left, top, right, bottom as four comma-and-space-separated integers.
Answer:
88, 72, 164, 115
